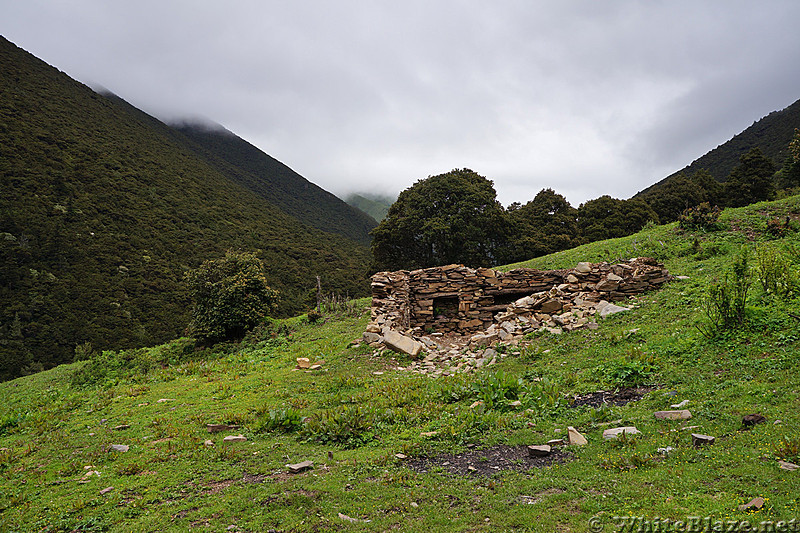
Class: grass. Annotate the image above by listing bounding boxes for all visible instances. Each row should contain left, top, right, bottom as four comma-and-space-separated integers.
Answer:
1, 195, 800, 531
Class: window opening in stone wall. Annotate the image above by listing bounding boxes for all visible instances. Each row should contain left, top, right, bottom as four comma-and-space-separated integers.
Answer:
491, 291, 535, 308
432, 296, 459, 319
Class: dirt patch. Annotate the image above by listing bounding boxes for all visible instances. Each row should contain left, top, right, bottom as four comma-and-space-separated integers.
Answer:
405, 444, 571, 477
569, 387, 653, 408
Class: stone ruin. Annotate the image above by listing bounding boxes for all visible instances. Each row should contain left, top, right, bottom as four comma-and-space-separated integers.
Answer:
363, 258, 672, 362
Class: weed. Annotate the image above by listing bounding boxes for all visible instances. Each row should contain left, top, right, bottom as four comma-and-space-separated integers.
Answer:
253, 408, 304, 433
301, 405, 378, 448
598, 349, 659, 388
775, 434, 800, 463
755, 243, 799, 298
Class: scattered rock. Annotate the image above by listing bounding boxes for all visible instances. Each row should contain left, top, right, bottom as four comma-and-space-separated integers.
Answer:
742, 414, 766, 427
112, 424, 130, 431
469, 401, 484, 409
670, 400, 689, 409
286, 460, 314, 474
567, 427, 588, 445
296, 357, 311, 369
99, 486, 114, 495
654, 410, 692, 420
738, 497, 765, 511
222, 435, 247, 443
509, 400, 522, 408
203, 440, 214, 447
547, 439, 566, 447
598, 302, 629, 318
410, 501, 419, 508
338, 512, 370, 523
420, 431, 439, 438
108, 444, 129, 453
78, 470, 101, 483
602, 427, 641, 440
395, 453, 407, 460
156, 398, 175, 403
527, 445, 551, 457
362, 331, 381, 344
657, 446, 675, 456
691, 433, 715, 447
778, 460, 799, 471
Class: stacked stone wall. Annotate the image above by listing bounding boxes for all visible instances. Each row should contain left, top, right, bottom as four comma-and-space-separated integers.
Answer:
370, 258, 671, 335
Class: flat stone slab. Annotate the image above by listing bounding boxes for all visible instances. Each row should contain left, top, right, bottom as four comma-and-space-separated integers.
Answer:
527, 445, 551, 457
286, 460, 314, 474
382, 329, 423, 357
778, 460, 799, 471
222, 434, 247, 443
654, 410, 692, 420
108, 444, 129, 452
691, 433, 715, 447
602, 426, 641, 440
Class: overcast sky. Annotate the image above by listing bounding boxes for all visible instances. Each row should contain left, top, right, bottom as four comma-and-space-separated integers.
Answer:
3, 1, 800, 206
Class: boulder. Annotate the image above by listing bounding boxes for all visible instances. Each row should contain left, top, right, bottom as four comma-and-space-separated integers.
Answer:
362, 331, 381, 344
382, 329, 423, 357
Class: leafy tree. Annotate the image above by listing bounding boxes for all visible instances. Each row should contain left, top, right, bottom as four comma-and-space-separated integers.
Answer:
185, 250, 278, 343
722, 148, 776, 207
640, 169, 723, 223
505, 188, 577, 262
370, 169, 508, 271
577, 196, 659, 243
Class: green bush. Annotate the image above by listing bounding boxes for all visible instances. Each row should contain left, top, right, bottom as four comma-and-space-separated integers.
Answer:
701, 251, 751, 335
253, 408, 304, 434
185, 250, 279, 343
678, 202, 722, 231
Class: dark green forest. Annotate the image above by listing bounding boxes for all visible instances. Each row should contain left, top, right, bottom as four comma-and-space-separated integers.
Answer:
0, 36, 371, 380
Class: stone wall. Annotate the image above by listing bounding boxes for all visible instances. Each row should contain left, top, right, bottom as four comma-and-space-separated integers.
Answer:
370, 258, 671, 335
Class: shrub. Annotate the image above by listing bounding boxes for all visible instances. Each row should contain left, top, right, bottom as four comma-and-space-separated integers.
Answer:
185, 250, 279, 343
766, 216, 792, 238
678, 202, 721, 231
700, 251, 751, 335
598, 349, 659, 388
253, 408, 304, 434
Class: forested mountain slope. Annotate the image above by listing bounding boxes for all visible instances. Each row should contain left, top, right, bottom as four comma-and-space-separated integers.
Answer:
637, 97, 800, 197
0, 36, 370, 380
171, 122, 377, 245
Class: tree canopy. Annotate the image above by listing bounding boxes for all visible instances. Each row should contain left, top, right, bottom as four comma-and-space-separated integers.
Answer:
505, 188, 578, 261
370, 169, 508, 271
722, 147, 776, 207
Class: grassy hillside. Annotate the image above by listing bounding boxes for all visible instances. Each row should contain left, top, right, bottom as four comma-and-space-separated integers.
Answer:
1, 195, 799, 531
636, 98, 800, 198
171, 123, 377, 246
0, 36, 370, 379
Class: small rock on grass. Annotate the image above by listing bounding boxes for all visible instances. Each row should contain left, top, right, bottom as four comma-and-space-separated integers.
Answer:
691, 433, 715, 447
286, 460, 314, 474
738, 497, 765, 511
602, 427, 641, 440
109, 444, 129, 452
742, 414, 766, 427
99, 486, 114, 495
654, 410, 692, 420
567, 427, 588, 445
527, 445, 551, 457
778, 460, 799, 471
112, 424, 130, 431
395, 453, 407, 460
222, 434, 247, 443
338, 512, 370, 523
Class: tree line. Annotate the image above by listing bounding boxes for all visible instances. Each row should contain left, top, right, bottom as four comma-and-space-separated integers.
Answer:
371, 133, 800, 272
